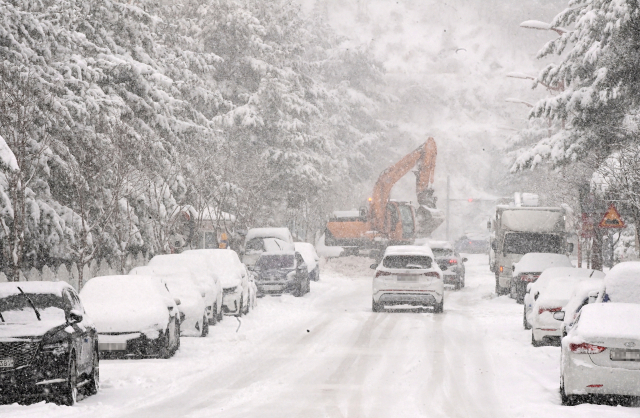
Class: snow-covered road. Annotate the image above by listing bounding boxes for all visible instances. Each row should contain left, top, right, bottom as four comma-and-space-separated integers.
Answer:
2, 255, 637, 417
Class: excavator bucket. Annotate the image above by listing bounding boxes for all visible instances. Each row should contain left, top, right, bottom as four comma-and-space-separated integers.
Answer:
415, 205, 445, 237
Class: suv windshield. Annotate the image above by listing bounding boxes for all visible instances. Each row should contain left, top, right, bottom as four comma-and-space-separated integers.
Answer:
0, 293, 66, 323
256, 255, 295, 270
383, 255, 432, 269
503, 232, 563, 254
245, 238, 265, 251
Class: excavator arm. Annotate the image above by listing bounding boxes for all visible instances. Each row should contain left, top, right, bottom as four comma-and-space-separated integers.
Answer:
369, 138, 437, 231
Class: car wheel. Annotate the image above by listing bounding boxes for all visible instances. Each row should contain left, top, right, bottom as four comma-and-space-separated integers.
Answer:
293, 281, 303, 297
201, 315, 209, 337
495, 276, 502, 295
306, 277, 311, 294
85, 347, 100, 396
510, 279, 517, 299
237, 296, 244, 316
434, 299, 444, 314
560, 375, 581, 406
208, 304, 218, 326
523, 305, 532, 330
460, 276, 465, 288
60, 354, 78, 406
531, 332, 543, 347
159, 326, 173, 359
244, 293, 250, 315
372, 299, 382, 312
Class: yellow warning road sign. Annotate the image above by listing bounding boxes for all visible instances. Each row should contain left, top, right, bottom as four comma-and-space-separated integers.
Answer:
599, 204, 625, 228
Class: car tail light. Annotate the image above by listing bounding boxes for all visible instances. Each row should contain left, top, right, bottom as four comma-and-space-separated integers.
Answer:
424, 272, 440, 279
569, 343, 607, 354
586, 384, 603, 388
448, 259, 457, 264
538, 307, 562, 315
520, 274, 539, 282
375, 271, 393, 278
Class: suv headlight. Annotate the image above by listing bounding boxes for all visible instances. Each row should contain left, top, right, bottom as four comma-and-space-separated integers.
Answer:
223, 286, 238, 295
42, 341, 69, 356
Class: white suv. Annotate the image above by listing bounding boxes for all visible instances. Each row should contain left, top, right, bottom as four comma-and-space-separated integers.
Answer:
371, 246, 444, 313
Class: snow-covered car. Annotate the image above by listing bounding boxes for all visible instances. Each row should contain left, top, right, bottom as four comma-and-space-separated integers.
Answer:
130, 266, 208, 337
371, 245, 443, 313
510, 253, 573, 303
424, 240, 467, 290
184, 249, 252, 316
559, 279, 605, 337
453, 233, 489, 254
596, 261, 640, 303
560, 303, 640, 405
294, 242, 320, 281
241, 263, 258, 310
148, 253, 223, 325
523, 267, 603, 329
242, 236, 295, 268
0, 282, 98, 405
252, 251, 310, 297
530, 275, 604, 347
80, 275, 181, 358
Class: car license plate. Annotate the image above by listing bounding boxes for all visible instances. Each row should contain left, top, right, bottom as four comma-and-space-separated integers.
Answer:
99, 342, 126, 351
262, 285, 282, 291
610, 348, 640, 361
397, 275, 417, 282
0, 358, 13, 368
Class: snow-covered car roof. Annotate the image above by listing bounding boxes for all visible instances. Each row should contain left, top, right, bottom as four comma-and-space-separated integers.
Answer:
571, 303, 640, 342
184, 249, 244, 288
601, 261, 640, 303
535, 277, 586, 309
0, 281, 74, 298
245, 227, 293, 243
264, 238, 294, 252
384, 245, 434, 258
562, 278, 605, 326
513, 253, 572, 276
294, 242, 319, 269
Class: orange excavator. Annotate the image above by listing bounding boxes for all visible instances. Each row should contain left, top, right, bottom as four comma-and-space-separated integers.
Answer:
324, 137, 444, 256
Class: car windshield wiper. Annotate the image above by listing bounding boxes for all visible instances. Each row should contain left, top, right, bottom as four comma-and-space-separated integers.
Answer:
17, 287, 41, 321
0, 311, 4, 323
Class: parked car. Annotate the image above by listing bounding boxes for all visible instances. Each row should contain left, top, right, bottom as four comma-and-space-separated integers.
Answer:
130, 266, 209, 337
530, 276, 604, 347
559, 279, 605, 337
294, 242, 320, 281
560, 303, 640, 405
148, 253, 223, 325
371, 245, 444, 313
524, 267, 604, 330
0, 281, 98, 405
241, 263, 258, 310
510, 253, 573, 303
252, 251, 310, 297
454, 233, 489, 254
424, 240, 467, 290
80, 275, 180, 359
184, 249, 252, 316
596, 261, 640, 303
242, 235, 294, 267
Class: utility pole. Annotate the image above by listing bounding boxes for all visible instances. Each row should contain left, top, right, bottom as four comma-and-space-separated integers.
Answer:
446, 175, 450, 241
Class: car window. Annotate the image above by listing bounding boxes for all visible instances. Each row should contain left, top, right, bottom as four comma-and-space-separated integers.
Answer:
246, 238, 265, 251
382, 255, 432, 269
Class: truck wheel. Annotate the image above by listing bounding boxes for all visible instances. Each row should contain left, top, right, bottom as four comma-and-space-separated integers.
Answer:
495, 276, 501, 295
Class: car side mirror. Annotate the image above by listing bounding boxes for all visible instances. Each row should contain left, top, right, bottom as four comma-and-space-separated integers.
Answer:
462, 258, 468, 262
553, 311, 565, 321
526, 283, 532, 294
370, 263, 378, 269
588, 291, 599, 304
69, 309, 83, 324
174, 298, 181, 306
534, 291, 539, 301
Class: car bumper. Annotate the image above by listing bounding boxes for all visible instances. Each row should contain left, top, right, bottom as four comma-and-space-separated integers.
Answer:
442, 273, 460, 285
222, 289, 243, 315
373, 290, 441, 306
532, 326, 562, 344
563, 352, 640, 397
98, 332, 165, 358
0, 352, 70, 401
256, 280, 297, 296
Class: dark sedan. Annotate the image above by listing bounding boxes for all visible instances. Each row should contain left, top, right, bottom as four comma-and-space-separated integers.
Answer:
0, 281, 99, 405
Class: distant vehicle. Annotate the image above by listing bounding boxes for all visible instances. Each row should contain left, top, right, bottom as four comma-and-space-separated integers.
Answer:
0, 282, 98, 405
370, 245, 444, 313
530, 276, 603, 347
80, 275, 181, 359
424, 240, 467, 290
184, 249, 253, 316
595, 261, 640, 303
560, 303, 640, 405
559, 279, 605, 337
454, 234, 489, 254
489, 204, 573, 296
148, 253, 223, 325
510, 253, 573, 303
524, 267, 604, 330
252, 251, 310, 297
130, 266, 209, 337
294, 242, 321, 281
242, 227, 295, 267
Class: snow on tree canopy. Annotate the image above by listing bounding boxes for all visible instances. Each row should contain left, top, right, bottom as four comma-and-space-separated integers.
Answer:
0, 135, 18, 172
601, 261, 640, 303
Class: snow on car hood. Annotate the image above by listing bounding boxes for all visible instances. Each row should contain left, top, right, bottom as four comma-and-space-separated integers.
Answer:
512, 253, 572, 276
0, 308, 67, 338
84, 301, 167, 334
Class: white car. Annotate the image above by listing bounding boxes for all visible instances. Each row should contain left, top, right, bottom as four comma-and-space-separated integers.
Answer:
523, 267, 603, 329
130, 266, 208, 337
80, 275, 180, 358
148, 253, 223, 325
294, 242, 320, 281
184, 249, 252, 316
560, 303, 640, 405
596, 261, 640, 303
371, 245, 443, 313
560, 279, 605, 336
511, 253, 573, 303
530, 276, 603, 346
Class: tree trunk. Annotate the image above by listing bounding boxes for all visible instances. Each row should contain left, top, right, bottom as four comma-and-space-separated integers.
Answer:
592, 228, 603, 271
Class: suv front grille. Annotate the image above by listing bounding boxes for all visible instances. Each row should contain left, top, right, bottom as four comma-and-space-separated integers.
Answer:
0, 342, 39, 370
